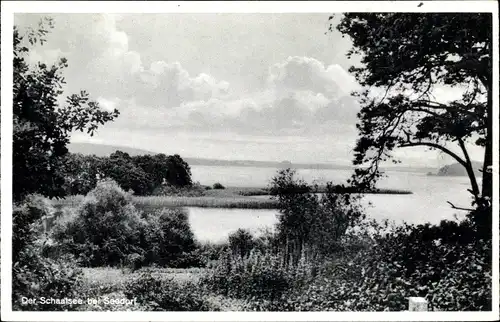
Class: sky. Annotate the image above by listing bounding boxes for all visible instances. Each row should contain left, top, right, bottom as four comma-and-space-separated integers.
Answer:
14, 13, 485, 167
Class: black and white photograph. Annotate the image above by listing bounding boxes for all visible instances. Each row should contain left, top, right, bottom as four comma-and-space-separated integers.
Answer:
1, 1, 498, 320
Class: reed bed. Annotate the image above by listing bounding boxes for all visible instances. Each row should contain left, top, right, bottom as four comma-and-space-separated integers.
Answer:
133, 196, 278, 210
49, 185, 411, 211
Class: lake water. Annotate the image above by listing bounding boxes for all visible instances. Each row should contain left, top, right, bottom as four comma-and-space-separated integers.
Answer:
188, 165, 476, 243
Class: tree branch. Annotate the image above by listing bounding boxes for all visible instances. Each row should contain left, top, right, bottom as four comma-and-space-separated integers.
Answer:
446, 201, 474, 212
399, 134, 467, 168
413, 100, 479, 118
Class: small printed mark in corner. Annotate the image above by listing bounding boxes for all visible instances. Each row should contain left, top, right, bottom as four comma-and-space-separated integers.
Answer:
418, 2, 424, 7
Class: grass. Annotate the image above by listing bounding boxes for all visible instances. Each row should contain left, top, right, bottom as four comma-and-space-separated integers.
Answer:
134, 195, 278, 210
81, 266, 207, 287
205, 186, 413, 196
49, 185, 412, 210
78, 266, 247, 311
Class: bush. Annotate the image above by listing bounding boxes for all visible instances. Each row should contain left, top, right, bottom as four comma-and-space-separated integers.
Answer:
124, 269, 218, 311
13, 250, 83, 311
167, 250, 208, 268
243, 218, 492, 312
228, 229, 256, 258
52, 179, 147, 267
269, 169, 365, 265
53, 181, 202, 268
13, 194, 53, 256
213, 182, 225, 190
200, 250, 312, 301
12, 195, 83, 311
197, 242, 230, 263
141, 208, 197, 267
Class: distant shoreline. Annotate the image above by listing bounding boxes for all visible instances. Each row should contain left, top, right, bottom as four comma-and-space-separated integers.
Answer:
68, 142, 435, 174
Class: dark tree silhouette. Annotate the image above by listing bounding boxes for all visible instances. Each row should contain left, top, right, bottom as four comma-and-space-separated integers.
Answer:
332, 13, 492, 212
13, 17, 119, 202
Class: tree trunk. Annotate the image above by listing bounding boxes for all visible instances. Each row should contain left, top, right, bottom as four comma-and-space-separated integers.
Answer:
481, 86, 493, 207
458, 138, 481, 203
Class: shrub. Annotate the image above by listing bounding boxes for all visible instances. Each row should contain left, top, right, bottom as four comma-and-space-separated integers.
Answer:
141, 208, 197, 267
12, 195, 83, 311
197, 242, 230, 263
124, 269, 218, 311
200, 250, 312, 301
269, 169, 365, 266
53, 183, 201, 268
228, 229, 256, 258
13, 250, 83, 311
309, 182, 366, 258
52, 179, 147, 267
213, 182, 225, 190
243, 218, 492, 312
467, 205, 492, 240
253, 227, 281, 255
167, 250, 208, 268
13, 194, 53, 256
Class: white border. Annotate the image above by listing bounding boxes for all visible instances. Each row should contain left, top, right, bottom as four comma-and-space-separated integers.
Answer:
0, 1, 498, 13
1, 1, 499, 321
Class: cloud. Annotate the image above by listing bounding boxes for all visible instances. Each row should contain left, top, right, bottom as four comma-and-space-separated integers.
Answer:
77, 14, 232, 109
96, 97, 119, 113
18, 14, 230, 110
99, 55, 361, 138
167, 57, 361, 136
134, 62, 231, 108
268, 56, 360, 97
19, 14, 362, 156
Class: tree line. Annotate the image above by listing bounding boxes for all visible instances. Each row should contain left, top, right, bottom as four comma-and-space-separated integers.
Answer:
62, 151, 193, 196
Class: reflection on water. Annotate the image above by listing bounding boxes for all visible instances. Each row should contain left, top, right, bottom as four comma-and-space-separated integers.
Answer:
187, 166, 476, 243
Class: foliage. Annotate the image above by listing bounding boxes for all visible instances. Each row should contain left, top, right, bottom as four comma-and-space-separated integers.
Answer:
200, 250, 312, 302
13, 250, 83, 311
333, 13, 492, 214
52, 179, 147, 267
140, 208, 197, 267
132, 154, 170, 189
13, 18, 119, 202
213, 182, 225, 190
309, 183, 366, 258
269, 169, 318, 266
228, 229, 256, 258
124, 269, 217, 311
52, 181, 200, 268
243, 218, 491, 311
13, 194, 52, 256
101, 151, 153, 195
197, 242, 231, 263
166, 249, 209, 269
269, 169, 365, 265
61, 154, 104, 195
12, 195, 83, 311
62, 152, 194, 196
467, 205, 492, 239
163, 154, 193, 187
